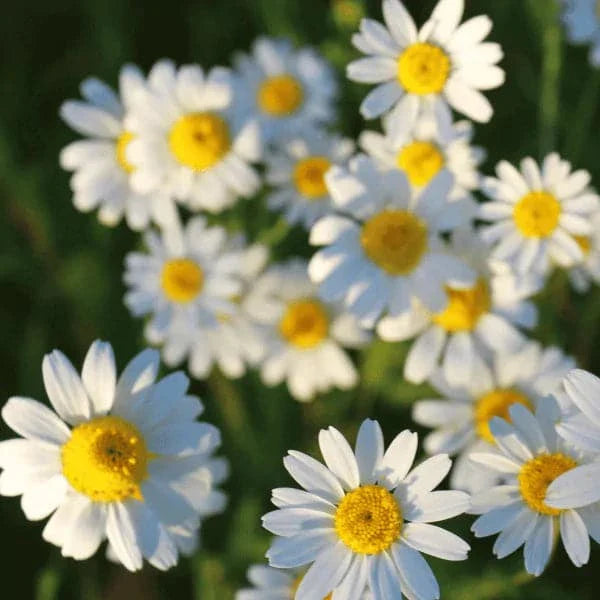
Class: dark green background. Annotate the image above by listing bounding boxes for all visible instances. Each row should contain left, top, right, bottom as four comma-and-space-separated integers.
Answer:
2, 0, 600, 598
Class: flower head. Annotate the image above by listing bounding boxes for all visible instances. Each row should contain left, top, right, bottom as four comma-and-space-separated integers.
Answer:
0, 341, 226, 571
263, 419, 470, 599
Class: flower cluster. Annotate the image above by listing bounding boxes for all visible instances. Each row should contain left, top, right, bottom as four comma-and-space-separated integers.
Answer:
3, 0, 600, 597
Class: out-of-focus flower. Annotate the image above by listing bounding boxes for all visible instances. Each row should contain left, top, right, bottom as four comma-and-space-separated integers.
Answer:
245, 259, 369, 401
561, 0, 600, 67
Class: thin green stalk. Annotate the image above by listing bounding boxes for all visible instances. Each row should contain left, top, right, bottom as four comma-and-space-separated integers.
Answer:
564, 69, 600, 163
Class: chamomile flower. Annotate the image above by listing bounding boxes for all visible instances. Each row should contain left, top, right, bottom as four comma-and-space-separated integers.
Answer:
160, 240, 269, 379
265, 129, 354, 230
561, 0, 600, 67
543, 369, 600, 509
378, 227, 540, 385
470, 398, 596, 575
236, 564, 371, 600
560, 210, 600, 292
0, 341, 226, 571
308, 154, 475, 328
479, 154, 600, 275
244, 260, 369, 401
125, 60, 261, 213
124, 216, 249, 373
413, 343, 575, 494
347, 0, 505, 137
360, 117, 484, 228
59, 65, 176, 230
233, 37, 337, 144
263, 419, 471, 600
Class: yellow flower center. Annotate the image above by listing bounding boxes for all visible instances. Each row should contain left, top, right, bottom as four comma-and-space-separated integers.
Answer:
293, 156, 332, 199
513, 191, 561, 238
474, 388, 533, 444
397, 43, 451, 95
290, 575, 332, 600
334, 485, 402, 555
161, 259, 204, 303
518, 453, 577, 516
168, 112, 231, 171
360, 210, 428, 275
116, 131, 136, 173
257, 74, 304, 117
574, 235, 591, 256
61, 415, 152, 502
432, 279, 491, 332
279, 299, 329, 349
397, 141, 445, 187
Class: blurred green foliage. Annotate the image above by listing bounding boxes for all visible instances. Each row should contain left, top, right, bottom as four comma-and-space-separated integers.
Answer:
1, 0, 600, 598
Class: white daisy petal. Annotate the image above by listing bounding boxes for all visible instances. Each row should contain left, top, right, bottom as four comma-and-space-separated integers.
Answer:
560, 509, 590, 568
284, 451, 345, 503
81, 340, 116, 415
319, 427, 361, 491
524, 516, 553, 576
296, 542, 352, 600
354, 419, 385, 484
1, 397, 70, 445
392, 542, 439, 600
401, 522, 470, 561
545, 462, 600, 509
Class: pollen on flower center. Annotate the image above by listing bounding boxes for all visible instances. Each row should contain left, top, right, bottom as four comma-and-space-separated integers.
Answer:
116, 131, 136, 173
432, 279, 491, 332
61, 415, 151, 502
168, 112, 231, 171
360, 210, 428, 275
279, 299, 329, 349
474, 388, 533, 444
334, 484, 402, 554
161, 258, 204, 303
513, 191, 561, 238
397, 141, 445, 187
257, 74, 304, 117
293, 156, 332, 199
518, 453, 577, 516
397, 43, 451, 95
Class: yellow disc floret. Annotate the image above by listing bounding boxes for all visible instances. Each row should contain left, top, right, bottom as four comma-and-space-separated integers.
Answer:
279, 299, 329, 349
474, 388, 533, 444
257, 75, 304, 117
397, 43, 451, 95
513, 191, 561, 238
397, 141, 445, 187
168, 112, 231, 171
574, 235, 591, 256
432, 279, 491, 332
334, 484, 402, 554
360, 210, 428, 275
293, 156, 332, 199
61, 415, 151, 502
161, 258, 204, 303
116, 131, 136, 173
518, 453, 577, 516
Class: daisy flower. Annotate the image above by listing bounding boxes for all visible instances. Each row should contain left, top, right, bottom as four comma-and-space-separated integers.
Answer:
561, 0, 600, 67
377, 227, 540, 385
0, 341, 226, 571
236, 564, 372, 600
413, 342, 575, 494
123, 216, 250, 374
265, 128, 354, 230
244, 259, 370, 401
233, 37, 337, 144
470, 398, 596, 575
347, 0, 504, 137
309, 154, 475, 329
159, 239, 269, 380
59, 65, 176, 230
479, 154, 600, 275
262, 419, 471, 600
359, 117, 484, 228
125, 60, 261, 213
560, 210, 600, 292
544, 369, 600, 510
